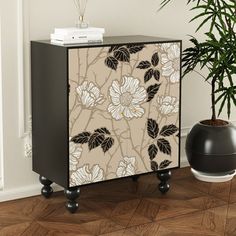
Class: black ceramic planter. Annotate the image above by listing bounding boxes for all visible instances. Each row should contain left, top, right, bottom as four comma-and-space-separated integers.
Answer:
186, 121, 236, 176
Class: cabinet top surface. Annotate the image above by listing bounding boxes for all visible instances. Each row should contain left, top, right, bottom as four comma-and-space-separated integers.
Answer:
32, 35, 181, 48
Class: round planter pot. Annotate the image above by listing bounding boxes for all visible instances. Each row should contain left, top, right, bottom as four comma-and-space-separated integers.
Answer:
186, 121, 236, 182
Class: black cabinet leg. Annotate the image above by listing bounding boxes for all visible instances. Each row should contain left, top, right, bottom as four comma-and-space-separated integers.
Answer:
157, 170, 171, 194
39, 175, 53, 198
131, 175, 140, 182
64, 187, 80, 214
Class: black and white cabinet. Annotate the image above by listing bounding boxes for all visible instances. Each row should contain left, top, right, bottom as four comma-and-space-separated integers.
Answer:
31, 35, 181, 213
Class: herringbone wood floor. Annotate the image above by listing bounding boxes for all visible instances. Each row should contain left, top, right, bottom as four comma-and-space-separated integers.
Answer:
0, 167, 236, 236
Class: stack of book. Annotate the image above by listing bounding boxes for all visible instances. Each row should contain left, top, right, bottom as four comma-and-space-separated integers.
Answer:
50, 27, 105, 45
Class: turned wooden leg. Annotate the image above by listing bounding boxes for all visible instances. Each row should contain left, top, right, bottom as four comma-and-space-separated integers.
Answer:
64, 187, 80, 214
157, 170, 171, 194
131, 175, 140, 182
39, 175, 53, 198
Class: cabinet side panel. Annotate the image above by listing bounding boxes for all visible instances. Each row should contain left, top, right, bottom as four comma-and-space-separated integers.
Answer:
31, 42, 68, 188
68, 42, 181, 187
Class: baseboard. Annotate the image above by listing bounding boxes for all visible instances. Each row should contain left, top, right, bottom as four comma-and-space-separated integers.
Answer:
180, 160, 190, 168
180, 154, 189, 167
0, 177, 3, 191
0, 183, 63, 202
0, 158, 189, 202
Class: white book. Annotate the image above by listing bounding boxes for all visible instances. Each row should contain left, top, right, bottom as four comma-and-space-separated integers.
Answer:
51, 38, 103, 45
54, 27, 105, 36
50, 33, 103, 41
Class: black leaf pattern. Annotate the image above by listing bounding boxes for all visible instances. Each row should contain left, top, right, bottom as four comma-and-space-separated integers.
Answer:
151, 161, 158, 171
88, 133, 105, 151
153, 70, 160, 81
146, 84, 161, 102
101, 137, 114, 153
159, 160, 172, 169
105, 56, 118, 71
71, 132, 91, 144
151, 52, 159, 67
144, 68, 154, 83
108, 45, 122, 53
136, 61, 151, 69
148, 144, 158, 160
94, 127, 111, 135
127, 44, 145, 54
160, 125, 178, 137
157, 138, 171, 155
147, 119, 159, 139
114, 47, 130, 62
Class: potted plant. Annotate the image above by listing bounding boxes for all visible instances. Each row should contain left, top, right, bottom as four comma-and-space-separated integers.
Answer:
160, 0, 236, 182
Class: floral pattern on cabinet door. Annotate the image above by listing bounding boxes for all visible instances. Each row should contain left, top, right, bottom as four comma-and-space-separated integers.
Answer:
69, 43, 180, 187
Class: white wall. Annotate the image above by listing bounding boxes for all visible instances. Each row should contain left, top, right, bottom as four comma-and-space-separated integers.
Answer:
0, 0, 38, 192
0, 0, 235, 200
28, 0, 236, 126
0, 15, 3, 190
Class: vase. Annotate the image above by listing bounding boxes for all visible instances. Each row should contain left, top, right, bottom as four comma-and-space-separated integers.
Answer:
186, 120, 236, 182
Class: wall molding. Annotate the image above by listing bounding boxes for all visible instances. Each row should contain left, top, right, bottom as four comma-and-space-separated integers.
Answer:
0, 14, 4, 190
17, 0, 26, 138
0, 178, 3, 191
17, 0, 31, 139
17, 0, 32, 158
0, 183, 63, 202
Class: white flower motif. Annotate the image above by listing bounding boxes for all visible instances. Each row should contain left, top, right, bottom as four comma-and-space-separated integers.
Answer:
161, 43, 171, 52
157, 96, 179, 115
116, 156, 137, 177
69, 141, 82, 171
76, 81, 104, 108
161, 44, 180, 83
70, 164, 104, 186
108, 76, 147, 120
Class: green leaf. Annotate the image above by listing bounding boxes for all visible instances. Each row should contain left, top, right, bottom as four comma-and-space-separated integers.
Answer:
159, 0, 236, 119
196, 15, 214, 32
218, 95, 227, 117
231, 94, 236, 106
227, 93, 231, 119
159, 0, 172, 10
215, 91, 226, 104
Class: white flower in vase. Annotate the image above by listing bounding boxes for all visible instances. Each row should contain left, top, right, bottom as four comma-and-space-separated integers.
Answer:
76, 81, 104, 108
161, 43, 180, 83
108, 76, 147, 120
70, 164, 104, 186
116, 156, 137, 177
69, 140, 83, 171
157, 96, 179, 115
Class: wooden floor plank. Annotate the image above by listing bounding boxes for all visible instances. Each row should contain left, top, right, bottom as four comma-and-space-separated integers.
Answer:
0, 167, 235, 236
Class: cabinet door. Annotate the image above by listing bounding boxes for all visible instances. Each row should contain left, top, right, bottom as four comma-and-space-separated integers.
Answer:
68, 42, 181, 187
